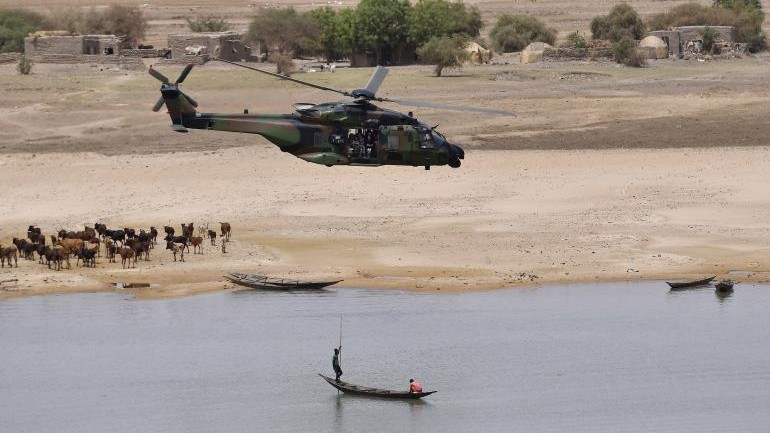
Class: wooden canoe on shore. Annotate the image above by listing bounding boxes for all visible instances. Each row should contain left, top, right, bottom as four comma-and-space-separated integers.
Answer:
318, 374, 436, 399
225, 273, 342, 290
666, 276, 716, 289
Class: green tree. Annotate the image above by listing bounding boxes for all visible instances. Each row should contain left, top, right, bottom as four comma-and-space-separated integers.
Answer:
590, 3, 645, 42
713, 0, 762, 10
490, 14, 556, 53
0, 8, 44, 53
353, 0, 412, 64
417, 35, 470, 76
246, 7, 318, 56
305, 7, 348, 60
408, 0, 481, 46
186, 14, 231, 32
335, 8, 357, 57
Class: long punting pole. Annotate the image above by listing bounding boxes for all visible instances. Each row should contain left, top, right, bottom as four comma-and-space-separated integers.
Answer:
338, 316, 343, 394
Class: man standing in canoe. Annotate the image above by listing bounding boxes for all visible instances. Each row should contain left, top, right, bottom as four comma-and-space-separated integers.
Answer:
332, 347, 343, 382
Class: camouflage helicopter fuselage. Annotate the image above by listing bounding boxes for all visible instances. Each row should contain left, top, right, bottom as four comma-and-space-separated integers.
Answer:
157, 73, 464, 169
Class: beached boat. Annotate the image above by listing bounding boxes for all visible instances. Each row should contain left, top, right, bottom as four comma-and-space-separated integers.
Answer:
318, 374, 436, 399
714, 279, 735, 292
225, 273, 342, 290
666, 276, 716, 289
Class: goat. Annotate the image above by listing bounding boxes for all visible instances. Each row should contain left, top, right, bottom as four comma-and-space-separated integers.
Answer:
164, 235, 189, 252
190, 236, 203, 254
149, 227, 158, 245
166, 241, 185, 262
0, 244, 18, 268
95, 223, 108, 237
164, 226, 175, 237
198, 223, 209, 238
44, 247, 65, 271
207, 229, 217, 246
21, 243, 37, 260
80, 246, 97, 268
181, 222, 194, 241
132, 241, 152, 261
107, 244, 117, 263
220, 222, 231, 242
118, 247, 135, 268
36, 244, 48, 264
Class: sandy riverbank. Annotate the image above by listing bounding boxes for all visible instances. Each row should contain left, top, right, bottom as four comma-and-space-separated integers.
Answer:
2, 144, 769, 299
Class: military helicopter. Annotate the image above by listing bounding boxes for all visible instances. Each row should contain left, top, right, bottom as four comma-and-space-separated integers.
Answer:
149, 59, 510, 170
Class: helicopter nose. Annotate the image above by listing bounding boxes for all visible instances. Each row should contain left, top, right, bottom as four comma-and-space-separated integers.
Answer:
449, 142, 464, 160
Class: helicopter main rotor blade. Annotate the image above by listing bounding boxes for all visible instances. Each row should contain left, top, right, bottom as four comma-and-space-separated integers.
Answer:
364, 66, 389, 95
382, 98, 514, 116
212, 57, 349, 97
176, 63, 194, 84
148, 65, 171, 84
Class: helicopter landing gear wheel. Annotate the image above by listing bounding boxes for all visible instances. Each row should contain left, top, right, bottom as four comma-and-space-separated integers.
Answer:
448, 158, 461, 168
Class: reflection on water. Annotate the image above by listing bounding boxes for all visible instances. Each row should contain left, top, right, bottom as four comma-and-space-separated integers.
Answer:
2, 282, 770, 433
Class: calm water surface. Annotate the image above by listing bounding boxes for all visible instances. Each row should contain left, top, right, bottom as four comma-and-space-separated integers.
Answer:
2, 282, 769, 433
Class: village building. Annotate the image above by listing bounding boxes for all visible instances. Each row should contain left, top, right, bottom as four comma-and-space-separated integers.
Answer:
650, 26, 735, 57
167, 32, 254, 62
24, 32, 121, 57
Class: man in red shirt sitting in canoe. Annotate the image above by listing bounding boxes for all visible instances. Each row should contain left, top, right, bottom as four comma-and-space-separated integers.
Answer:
409, 379, 423, 393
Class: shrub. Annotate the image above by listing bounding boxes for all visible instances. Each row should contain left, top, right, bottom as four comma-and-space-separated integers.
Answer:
490, 14, 556, 53
699, 26, 720, 52
0, 8, 45, 53
591, 3, 645, 42
17, 55, 32, 74
613, 35, 646, 67
416, 35, 470, 76
565, 31, 588, 48
186, 14, 231, 32
269, 52, 295, 75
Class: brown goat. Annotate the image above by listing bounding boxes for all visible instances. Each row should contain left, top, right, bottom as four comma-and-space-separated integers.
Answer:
207, 229, 217, 246
0, 244, 18, 268
220, 222, 231, 241
118, 247, 135, 268
190, 236, 203, 254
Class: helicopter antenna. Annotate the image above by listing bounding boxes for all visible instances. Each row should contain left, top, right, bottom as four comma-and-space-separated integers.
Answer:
212, 57, 349, 97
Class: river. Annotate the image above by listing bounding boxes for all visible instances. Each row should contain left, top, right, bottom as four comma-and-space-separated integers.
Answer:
2, 282, 769, 432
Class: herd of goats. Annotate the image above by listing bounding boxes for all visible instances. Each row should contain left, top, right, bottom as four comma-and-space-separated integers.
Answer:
0, 222, 232, 270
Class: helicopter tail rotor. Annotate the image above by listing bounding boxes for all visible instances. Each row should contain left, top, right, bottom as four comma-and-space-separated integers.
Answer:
149, 64, 200, 132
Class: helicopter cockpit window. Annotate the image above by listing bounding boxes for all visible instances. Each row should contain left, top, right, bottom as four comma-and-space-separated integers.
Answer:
418, 127, 436, 149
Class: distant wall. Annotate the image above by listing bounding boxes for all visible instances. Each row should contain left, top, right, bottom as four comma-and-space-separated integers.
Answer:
24, 36, 83, 56
676, 26, 735, 44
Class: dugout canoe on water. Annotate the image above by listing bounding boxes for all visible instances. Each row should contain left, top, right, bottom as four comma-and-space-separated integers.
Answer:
224, 273, 342, 290
318, 374, 436, 399
666, 276, 716, 289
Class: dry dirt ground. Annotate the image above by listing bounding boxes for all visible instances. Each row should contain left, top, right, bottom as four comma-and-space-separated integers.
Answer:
2, 1, 770, 298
